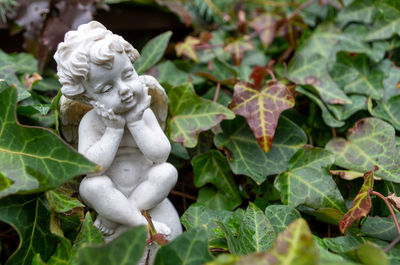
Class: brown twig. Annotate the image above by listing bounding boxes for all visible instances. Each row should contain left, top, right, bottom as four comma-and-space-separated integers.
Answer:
385, 235, 400, 252
170, 190, 197, 201
371, 190, 400, 252
266, 69, 276, 81
213, 82, 221, 102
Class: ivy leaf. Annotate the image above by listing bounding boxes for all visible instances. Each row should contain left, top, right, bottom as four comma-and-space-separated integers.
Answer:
135, 31, 172, 75
155, 61, 190, 86
175, 36, 201, 62
326, 118, 400, 182
215, 116, 306, 184
214, 218, 318, 265
0, 82, 99, 198
197, 187, 238, 211
365, 0, 400, 41
154, 227, 213, 265
361, 213, 400, 241
78, 225, 147, 265
0, 50, 37, 101
238, 203, 276, 255
70, 213, 104, 264
330, 52, 384, 100
47, 236, 71, 265
191, 150, 241, 207
356, 242, 389, 265
296, 86, 345, 127
336, 0, 376, 26
371, 95, 400, 131
379, 59, 400, 101
180, 204, 232, 241
0, 195, 58, 265
339, 166, 377, 234
224, 39, 253, 66
274, 146, 346, 211
46, 179, 84, 213
230, 81, 295, 152
167, 83, 234, 148
265, 205, 301, 234
288, 53, 351, 105
249, 13, 277, 48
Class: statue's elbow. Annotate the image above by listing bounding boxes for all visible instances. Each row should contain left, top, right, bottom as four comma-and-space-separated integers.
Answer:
148, 141, 171, 163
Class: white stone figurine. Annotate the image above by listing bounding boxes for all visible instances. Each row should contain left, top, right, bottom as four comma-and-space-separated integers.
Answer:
54, 21, 182, 264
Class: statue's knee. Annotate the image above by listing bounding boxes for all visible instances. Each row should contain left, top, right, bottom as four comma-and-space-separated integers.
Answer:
149, 163, 177, 187
79, 176, 113, 201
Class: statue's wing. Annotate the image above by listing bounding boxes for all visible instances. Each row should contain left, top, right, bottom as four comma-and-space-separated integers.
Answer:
139, 75, 169, 131
59, 95, 92, 146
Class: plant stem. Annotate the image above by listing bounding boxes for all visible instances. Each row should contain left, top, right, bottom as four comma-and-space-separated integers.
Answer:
385, 235, 400, 253
287, 0, 315, 21
213, 82, 221, 102
371, 190, 400, 252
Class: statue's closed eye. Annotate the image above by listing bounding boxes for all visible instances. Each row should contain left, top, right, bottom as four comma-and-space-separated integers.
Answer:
102, 84, 113, 93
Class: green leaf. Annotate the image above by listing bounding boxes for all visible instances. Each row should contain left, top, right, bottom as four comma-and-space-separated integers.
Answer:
191, 150, 241, 207
238, 203, 276, 255
330, 52, 384, 100
0, 50, 37, 101
197, 186, 238, 211
265, 205, 301, 234
0, 82, 99, 197
215, 116, 306, 184
47, 236, 72, 265
355, 242, 389, 265
216, 220, 242, 255
167, 83, 234, 148
0, 195, 58, 265
323, 233, 365, 254
135, 31, 172, 74
365, 0, 400, 41
361, 213, 400, 241
379, 59, 400, 101
288, 53, 351, 105
371, 95, 400, 131
180, 204, 232, 241
336, 0, 376, 26
46, 189, 84, 213
274, 146, 346, 211
156, 61, 190, 86
154, 227, 213, 265
230, 81, 295, 152
70, 213, 104, 265
326, 118, 400, 182
339, 166, 376, 234
78, 225, 147, 265
296, 86, 345, 127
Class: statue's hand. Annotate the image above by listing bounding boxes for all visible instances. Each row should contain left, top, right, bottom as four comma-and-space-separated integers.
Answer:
125, 86, 151, 124
99, 108, 126, 129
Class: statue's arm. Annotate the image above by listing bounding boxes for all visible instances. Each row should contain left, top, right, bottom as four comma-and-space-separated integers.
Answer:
127, 108, 171, 163
78, 110, 124, 170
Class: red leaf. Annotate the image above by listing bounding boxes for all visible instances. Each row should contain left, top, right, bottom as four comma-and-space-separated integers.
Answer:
249, 66, 268, 89
339, 166, 378, 234
230, 81, 295, 152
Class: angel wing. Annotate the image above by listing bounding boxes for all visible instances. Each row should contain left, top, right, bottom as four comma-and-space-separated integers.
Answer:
59, 75, 169, 145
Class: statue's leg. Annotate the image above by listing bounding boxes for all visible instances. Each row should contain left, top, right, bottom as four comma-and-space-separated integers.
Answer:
128, 162, 178, 210
79, 175, 148, 231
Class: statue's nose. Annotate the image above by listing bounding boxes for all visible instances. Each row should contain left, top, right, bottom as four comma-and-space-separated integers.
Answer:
119, 83, 130, 95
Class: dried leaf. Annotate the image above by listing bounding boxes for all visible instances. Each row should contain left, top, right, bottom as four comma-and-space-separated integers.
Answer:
388, 193, 400, 211
155, 0, 193, 26
230, 81, 295, 152
339, 166, 378, 234
249, 13, 277, 48
224, 39, 253, 66
175, 36, 201, 62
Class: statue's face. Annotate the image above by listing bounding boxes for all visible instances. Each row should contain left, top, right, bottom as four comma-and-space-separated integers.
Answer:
82, 52, 143, 114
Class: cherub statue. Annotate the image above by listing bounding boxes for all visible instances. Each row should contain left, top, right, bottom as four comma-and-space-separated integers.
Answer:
54, 21, 182, 261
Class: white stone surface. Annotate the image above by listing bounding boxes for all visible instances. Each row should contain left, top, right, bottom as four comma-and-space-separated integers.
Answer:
54, 21, 182, 264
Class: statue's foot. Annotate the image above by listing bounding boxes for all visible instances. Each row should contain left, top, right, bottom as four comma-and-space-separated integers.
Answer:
152, 220, 171, 236
94, 216, 119, 236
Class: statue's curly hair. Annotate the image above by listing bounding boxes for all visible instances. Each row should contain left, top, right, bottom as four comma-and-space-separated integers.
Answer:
54, 21, 140, 101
